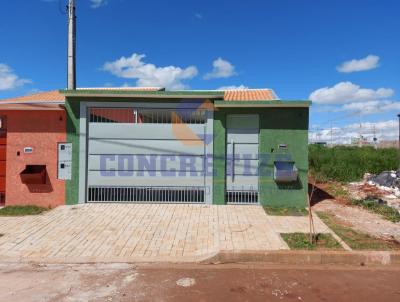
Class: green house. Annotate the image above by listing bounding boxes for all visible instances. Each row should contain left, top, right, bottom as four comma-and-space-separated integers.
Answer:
61, 87, 310, 208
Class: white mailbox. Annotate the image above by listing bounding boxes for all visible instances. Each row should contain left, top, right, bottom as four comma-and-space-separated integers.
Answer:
58, 143, 72, 180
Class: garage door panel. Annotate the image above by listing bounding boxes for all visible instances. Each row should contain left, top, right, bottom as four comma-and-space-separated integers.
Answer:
87, 171, 205, 187
89, 123, 205, 140
86, 105, 211, 203
89, 139, 205, 156
88, 154, 205, 172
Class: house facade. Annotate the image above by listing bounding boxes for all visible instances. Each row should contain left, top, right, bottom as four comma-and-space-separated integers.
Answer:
0, 91, 66, 208
0, 88, 310, 208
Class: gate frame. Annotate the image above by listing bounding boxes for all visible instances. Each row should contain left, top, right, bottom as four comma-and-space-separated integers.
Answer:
78, 101, 214, 204
225, 113, 260, 204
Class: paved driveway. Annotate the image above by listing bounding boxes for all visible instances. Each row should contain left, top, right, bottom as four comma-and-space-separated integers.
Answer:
0, 204, 331, 263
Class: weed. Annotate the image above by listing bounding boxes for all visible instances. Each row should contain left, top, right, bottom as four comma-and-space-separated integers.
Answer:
281, 233, 342, 250
0, 206, 48, 216
317, 212, 400, 250
263, 206, 308, 216
309, 145, 398, 182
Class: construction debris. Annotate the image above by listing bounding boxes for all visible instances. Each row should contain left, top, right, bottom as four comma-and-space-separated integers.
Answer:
369, 170, 400, 188
367, 171, 400, 198
346, 170, 400, 214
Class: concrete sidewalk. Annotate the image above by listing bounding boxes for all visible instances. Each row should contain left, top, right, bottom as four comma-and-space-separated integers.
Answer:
0, 204, 331, 263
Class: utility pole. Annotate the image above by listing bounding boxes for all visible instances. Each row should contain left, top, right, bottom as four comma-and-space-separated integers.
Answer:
358, 113, 363, 147
373, 125, 377, 149
398, 114, 400, 150
67, 0, 76, 90
316, 128, 321, 143
398, 114, 400, 169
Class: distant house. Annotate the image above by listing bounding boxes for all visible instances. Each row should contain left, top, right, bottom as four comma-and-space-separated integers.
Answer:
0, 88, 310, 208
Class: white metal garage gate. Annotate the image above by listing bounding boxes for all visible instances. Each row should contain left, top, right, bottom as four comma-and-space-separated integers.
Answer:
84, 103, 213, 204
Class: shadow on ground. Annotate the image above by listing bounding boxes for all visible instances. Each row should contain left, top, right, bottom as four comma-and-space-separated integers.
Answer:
308, 183, 333, 206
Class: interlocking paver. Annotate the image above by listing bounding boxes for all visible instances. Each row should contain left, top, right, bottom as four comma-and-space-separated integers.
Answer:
0, 204, 336, 262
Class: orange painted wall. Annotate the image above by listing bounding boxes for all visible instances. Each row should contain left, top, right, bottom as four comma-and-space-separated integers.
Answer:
4, 109, 66, 208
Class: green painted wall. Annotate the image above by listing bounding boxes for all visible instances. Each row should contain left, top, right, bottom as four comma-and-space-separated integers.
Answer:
212, 110, 226, 205
65, 99, 80, 205
212, 107, 309, 208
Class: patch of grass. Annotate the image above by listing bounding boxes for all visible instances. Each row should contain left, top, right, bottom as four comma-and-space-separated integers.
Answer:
317, 211, 400, 250
309, 145, 398, 182
263, 206, 308, 216
0, 206, 48, 216
281, 233, 342, 250
351, 199, 400, 223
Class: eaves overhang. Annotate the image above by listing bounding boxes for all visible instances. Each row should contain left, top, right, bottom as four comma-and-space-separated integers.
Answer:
214, 100, 312, 108
60, 89, 225, 100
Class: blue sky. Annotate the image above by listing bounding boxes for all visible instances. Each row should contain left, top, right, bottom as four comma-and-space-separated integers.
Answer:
0, 0, 399, 143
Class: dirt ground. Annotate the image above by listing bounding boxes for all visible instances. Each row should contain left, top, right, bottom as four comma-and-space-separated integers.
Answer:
313, 199, 400, 242
310, 182, 400, 243
0, 263, 399, 302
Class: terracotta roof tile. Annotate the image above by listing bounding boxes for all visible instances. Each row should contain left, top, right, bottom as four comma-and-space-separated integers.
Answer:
0, 90, 65, 103
0, 87, 164, 104
223, 89, 277, 101
1, 88, 278, 104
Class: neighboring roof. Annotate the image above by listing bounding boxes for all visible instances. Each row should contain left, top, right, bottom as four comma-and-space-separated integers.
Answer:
0, 90, 65, 104
223, 89, 278, 101
0, 87, 165, 105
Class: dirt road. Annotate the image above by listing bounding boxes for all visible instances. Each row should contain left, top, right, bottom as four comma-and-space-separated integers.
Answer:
0, 263, 399, 302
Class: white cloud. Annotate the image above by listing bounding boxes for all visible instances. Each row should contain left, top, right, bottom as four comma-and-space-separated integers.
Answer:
90, 0, 108, 8
309, 82, 394, 105
336, 55, 380, 73
195, 13, 203, 19
0, 63, 31, 91
217, 84, 249, 90
102, 53, 198, 90
310, 119, 398, 145
204, 58, 237, 79
341, 100, 400, 115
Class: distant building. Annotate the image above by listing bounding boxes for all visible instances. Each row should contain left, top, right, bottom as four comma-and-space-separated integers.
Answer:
378, 140, 398, 149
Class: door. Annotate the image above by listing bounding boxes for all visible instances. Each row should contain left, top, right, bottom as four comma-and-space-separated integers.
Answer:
86, 105, 212, 203
226, 114, 259, 203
